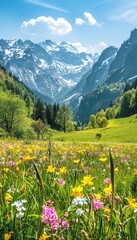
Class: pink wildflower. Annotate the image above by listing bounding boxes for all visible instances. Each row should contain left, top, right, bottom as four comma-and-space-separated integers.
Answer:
58, 219, 69, 229
93, 200, 104, 211
7, 161, 16, 167
114, 195, 121, 205
42, 205, 58, 230
42, 205, 69, 230
104, 178, 111, 184
58, 178, 65, 186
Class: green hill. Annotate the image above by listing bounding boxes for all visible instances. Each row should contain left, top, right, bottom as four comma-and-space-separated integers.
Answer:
52, 114, 137, 143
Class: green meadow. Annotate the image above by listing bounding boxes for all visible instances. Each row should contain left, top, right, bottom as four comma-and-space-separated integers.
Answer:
52, 114, 137, 143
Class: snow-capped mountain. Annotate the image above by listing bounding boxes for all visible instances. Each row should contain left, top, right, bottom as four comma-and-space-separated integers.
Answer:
74, 28, 137, 122
63, 46, 118, 110
0, 39, 97, 102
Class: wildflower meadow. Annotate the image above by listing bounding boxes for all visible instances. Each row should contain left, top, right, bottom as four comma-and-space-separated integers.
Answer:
0, 140, 137, 239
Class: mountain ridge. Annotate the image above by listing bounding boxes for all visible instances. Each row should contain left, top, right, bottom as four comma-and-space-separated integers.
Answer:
0, 38, 97, 103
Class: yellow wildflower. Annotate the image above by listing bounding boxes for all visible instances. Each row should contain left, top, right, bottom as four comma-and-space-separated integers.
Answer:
59, 167, 67, 174
24, 155, 32, 161
126, 197, 137, 209
8, 146, 14, 150
71, 186, 83, 197
104, 207, 111, 214
81, 175, 94, 187
134, 169, 137, 176
39, 233, 50, 240
103, 184, 112, 196
0, 182, 2, 188
4, 233, 11, 240
4, 168, 9, 173
115, 167, 119, 172
99, 157, 108, 162
47, 164, 56, 173
94, 193, 102, 200
5, 193, 12, 202
81, 176, 94, 187
73, 159, 80, 164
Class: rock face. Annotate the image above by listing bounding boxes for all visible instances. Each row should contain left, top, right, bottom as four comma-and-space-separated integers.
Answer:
0, 39, 97, 103
74, 28, 137, 122
63, 46, 118, 110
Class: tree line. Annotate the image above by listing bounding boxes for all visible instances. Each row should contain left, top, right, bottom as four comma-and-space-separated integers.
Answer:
0, 65, 74, 139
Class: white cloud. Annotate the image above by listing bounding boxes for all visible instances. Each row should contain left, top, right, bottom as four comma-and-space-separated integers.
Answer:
111, 8, 137, 23
70, 41, 107, 54
75, 18, 85, 26
84, 12, 97, 26
89, 42, 107, 54
75, 12, 101, 27
21, 16, 72, 36
26, 0, 68, 13
70, 42, 88, 52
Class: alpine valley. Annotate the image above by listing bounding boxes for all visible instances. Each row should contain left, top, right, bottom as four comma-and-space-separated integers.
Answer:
1, 28, 137, 122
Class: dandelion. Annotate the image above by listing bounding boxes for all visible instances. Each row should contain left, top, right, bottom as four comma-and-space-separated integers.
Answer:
81, 175, 94, 187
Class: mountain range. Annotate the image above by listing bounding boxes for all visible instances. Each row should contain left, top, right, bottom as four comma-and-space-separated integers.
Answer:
1, 29, 137, 123
0, 39, 97, 103
74, 28, 137, 122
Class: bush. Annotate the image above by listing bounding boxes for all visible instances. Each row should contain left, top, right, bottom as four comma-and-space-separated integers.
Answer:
97, 117, 108, 128
0, 128, 6, 138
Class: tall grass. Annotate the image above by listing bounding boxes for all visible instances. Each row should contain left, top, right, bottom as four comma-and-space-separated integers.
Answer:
0, 141, 137, 239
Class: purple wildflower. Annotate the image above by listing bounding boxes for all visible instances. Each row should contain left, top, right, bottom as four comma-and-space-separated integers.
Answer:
42, 205, 58, 230
58, 178, 65, 186
42, 205, 69, 230
93, 200, 104, 211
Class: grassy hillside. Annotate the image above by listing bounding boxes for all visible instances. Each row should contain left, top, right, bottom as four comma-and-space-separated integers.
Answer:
52, 114, 137, 143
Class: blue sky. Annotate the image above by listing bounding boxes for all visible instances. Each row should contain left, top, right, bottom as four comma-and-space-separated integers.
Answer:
1, 0, 137, 54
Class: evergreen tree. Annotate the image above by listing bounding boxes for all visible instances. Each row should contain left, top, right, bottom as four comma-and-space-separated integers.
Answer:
45, 104, 53, 126
32, 99, 45, 122
120, 91, 132, 117
56, 104, 73, 132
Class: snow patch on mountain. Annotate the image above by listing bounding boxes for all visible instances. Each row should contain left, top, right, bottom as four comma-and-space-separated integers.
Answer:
0, 38, 97, 103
